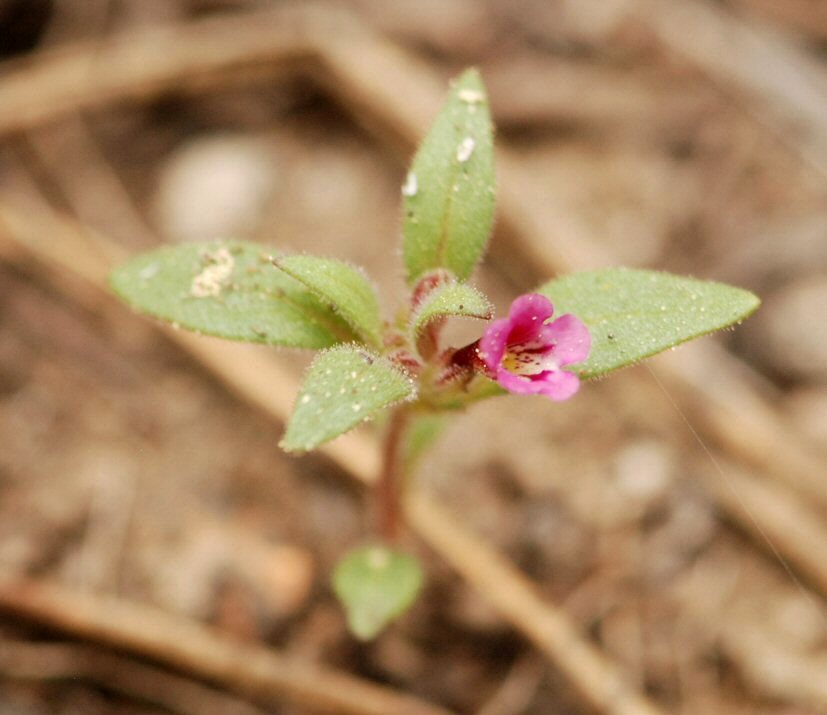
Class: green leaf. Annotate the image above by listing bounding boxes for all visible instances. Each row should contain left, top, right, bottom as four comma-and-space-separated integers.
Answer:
273, 255, 383, 348
280, 345, 415, 452
333, 545, 423, 640
537, 268, 761, 379
402, 68, 495, 284
410, 282, 492, 337
110, 241, 357, 348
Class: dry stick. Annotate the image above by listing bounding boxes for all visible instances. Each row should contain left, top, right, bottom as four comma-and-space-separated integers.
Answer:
675, 531, 827, 711
699, 460, 827, 598
25, 116, 159, 249
0, 640, 270, 715
728, 0, 827, 43
0, 579, 455, 715
0, 200, 666, 715
474, 655, 545, 715
0, 6, 319, 134
0, 4, 713, 138
409, 494, 666, 715
630, 0, 827, 178
482, 55, 715, 136
717, 608, 827, 710
0, 0, 822, 518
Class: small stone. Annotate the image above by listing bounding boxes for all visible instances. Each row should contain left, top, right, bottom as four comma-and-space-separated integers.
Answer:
614, 440, 673, 505
153, 133, 278, 243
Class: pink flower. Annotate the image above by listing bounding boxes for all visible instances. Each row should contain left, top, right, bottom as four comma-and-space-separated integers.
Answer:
478, 293, 591, 401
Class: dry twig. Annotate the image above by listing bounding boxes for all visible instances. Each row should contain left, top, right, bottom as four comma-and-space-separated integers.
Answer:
0, 640, 269, 715
0, 579, 455, 715
409, 494, 663, 715
474, 655, 545, 715
483, 54, 715, 137
729, 0, 827, 43
0, 6, 318, 135
675, 539, 827, 710
629, 0, 827, 177
698, 457, 827, 597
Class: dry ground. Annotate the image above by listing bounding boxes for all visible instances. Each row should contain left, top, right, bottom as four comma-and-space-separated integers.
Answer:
1, 1, 827, 714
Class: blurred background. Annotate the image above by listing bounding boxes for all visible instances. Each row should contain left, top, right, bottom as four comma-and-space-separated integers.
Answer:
1, 0, 827, 713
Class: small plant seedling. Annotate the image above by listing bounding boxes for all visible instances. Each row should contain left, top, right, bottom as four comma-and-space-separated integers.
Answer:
111, 69, 760, 640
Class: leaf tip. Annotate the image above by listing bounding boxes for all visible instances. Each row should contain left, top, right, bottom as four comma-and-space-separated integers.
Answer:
454, 66, 483, 89
745, 289, 762, 314
277, 436, 307, 454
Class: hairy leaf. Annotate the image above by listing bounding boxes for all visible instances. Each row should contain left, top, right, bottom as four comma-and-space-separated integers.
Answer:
402, 68, 495, 283
537, 268, 760, 379
274, 255, 383, 348
110, 241, 356, 348
410, 282, 492, 337
280, 346, 415, 452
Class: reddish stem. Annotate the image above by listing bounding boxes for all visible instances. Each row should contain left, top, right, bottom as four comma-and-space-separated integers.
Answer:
377, 408, 409, 542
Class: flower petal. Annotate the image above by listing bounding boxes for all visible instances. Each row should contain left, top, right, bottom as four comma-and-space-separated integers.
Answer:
474, 292, 589, 402
479, 317, 510, 373
534, 369, 580, 401
496, 366, 580, 400
541, 314, 591, 366
505, 293, 554, 345
495, 367, 543, 395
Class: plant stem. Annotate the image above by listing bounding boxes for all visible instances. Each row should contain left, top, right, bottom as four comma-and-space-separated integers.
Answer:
377, 407, 409, 542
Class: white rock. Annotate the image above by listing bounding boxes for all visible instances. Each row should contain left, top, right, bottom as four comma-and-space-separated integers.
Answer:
614, 439, 673, 505
153, 133, 278, 243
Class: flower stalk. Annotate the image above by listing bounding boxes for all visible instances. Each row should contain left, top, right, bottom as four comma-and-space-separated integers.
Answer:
377, 407, 410, 542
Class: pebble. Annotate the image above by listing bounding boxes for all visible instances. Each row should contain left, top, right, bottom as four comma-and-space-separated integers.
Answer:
153, 133, 278, 243
614, 439, 673, 505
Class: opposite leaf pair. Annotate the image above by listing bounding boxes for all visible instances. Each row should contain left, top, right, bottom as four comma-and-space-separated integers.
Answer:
110, 236, 760, 448
110, 67, 760, 640
111, 66, 759, 455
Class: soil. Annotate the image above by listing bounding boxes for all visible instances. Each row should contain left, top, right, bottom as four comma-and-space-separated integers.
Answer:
1, 1, 827, 714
